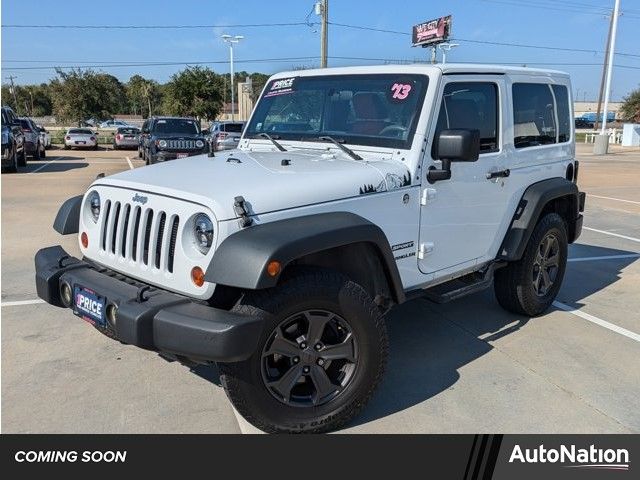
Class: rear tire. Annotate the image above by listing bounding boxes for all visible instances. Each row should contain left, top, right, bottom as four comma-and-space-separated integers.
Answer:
494, 212, 568, 316
219, 268, 388, 433
5, 148, 18, 173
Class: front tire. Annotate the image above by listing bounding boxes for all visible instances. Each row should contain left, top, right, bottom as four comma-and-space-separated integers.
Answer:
494, 212, 568, 316
219, 268, 388, 433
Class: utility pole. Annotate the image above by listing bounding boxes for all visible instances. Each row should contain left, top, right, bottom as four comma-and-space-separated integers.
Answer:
6, 75, 19, 112
594, 9, 614, 131
594, 0, 620, 155
222, 34, 244, 121
317, 0, 329, 68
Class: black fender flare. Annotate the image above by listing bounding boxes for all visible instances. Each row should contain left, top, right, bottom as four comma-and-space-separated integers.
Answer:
53, 195, 83, 235
498, 177, 580, 261
206, 212, 405, 303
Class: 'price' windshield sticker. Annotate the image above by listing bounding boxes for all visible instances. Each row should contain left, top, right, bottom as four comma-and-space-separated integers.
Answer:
264, 77, 297, 98
390, 83, 412, 101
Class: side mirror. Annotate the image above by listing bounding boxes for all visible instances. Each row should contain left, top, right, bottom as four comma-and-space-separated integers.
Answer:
428, 129, 480, 183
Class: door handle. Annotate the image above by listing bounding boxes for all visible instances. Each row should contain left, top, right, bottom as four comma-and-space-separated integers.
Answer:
486, 169, 510, 180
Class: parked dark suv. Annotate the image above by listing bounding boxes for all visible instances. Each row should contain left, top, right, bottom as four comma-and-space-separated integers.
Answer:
138, 116, 207, 165
1, 106, 27, 173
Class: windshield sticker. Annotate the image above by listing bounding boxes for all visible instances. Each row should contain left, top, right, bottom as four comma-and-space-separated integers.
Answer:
390, 83, 413, 101
264, 77, 297, 98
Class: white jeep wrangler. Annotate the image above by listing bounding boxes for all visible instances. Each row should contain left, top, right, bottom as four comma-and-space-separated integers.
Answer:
35, 64, 585, 433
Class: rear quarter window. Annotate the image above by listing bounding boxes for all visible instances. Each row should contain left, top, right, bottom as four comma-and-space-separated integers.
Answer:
512, 82, 570, 148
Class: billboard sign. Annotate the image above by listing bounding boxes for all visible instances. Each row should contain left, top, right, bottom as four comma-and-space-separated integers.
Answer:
412, 15, 452, 47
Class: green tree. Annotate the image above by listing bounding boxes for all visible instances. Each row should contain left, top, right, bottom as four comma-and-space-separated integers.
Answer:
49, 69, 126, 124
1, 83, 53, 116
126, 75, 161, 117
163, 66, 224, 120
620, 87, 640, 123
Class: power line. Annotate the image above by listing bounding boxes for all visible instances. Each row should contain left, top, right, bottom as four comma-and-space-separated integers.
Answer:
3, 56, 640, 73
0, 57, 322, 71
327, 22, 640, 59
0, 22, 316, 29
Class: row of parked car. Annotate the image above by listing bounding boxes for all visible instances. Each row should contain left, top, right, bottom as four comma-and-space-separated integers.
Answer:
2, 106, 246, 173
1, 105, 51, 173
112, 117, 245, 164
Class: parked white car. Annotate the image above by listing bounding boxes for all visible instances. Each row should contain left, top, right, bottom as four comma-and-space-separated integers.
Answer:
37, 125, 51, 149
64, 128, 98, 150
36, 64, 584, 434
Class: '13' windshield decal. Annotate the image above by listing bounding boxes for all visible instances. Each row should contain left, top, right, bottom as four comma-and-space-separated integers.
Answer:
391, 83, 412, 100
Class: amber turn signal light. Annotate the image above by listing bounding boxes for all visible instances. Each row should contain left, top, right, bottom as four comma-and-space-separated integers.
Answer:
267, 261, 281, 277
80, 232, 89, 248
191, 266, 205, 287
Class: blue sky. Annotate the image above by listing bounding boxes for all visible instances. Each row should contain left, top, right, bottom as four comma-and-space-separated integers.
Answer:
2, 0, 638, 100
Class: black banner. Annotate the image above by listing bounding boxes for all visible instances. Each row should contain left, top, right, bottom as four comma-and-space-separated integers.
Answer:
1, 434, 637, 478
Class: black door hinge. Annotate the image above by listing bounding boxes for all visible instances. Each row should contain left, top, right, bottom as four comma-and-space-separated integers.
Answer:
234, 196, 253, 228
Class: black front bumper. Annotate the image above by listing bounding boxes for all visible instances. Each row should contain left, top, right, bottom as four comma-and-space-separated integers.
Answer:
153, 149, 206, 162
35, 246, 263, 363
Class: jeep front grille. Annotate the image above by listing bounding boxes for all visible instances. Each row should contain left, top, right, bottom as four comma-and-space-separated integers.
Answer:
100, 200, 179, 274
167, 139, 196, 149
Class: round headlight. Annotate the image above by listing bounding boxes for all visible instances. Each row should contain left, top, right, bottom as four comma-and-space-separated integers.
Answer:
195, 139, 204, 148
193, 214, 214, 254
89, 191, 100, 222
158, 139, 167, 148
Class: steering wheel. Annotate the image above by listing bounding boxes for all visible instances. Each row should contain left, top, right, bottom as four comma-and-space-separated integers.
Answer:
379, 125, 407, 137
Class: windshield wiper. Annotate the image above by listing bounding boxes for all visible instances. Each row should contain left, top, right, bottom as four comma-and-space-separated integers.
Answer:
318, 136, 362, 160
258, 133, 286, 152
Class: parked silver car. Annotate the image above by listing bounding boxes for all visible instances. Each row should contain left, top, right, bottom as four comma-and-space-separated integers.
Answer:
64, 128, 98, 150
209, 121, 245, 151
113, 126, 140, 150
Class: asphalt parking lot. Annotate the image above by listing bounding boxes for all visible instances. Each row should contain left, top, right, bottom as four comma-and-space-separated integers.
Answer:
2, 143, 639, 434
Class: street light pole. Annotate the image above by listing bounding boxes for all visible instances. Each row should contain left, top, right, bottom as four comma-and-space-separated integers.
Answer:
438, 43, 459, 64
222, 34, 244, 121
594, 0, 620, 155
600, 0, 620, 135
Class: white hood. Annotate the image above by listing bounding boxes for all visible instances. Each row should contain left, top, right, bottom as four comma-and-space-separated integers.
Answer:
98, 149, 412, 220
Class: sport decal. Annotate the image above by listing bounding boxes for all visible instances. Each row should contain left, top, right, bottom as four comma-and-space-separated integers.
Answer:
391, 241, 415, 252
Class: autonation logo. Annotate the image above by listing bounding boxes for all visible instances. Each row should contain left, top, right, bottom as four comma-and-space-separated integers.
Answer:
509, 444, 630, 471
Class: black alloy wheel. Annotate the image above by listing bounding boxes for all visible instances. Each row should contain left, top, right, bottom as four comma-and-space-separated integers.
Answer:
532, 233, 560, 297
261, 309, 358, 407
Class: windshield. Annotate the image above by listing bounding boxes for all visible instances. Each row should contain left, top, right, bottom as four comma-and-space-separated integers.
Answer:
153, 119, 200, 135
245, 74, 428, 149
223, 123, 244, 133
118, 127, 140, 134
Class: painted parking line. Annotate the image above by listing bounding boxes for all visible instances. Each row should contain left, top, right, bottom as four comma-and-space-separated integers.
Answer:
0, 299, 45, 307
28, 156, 69, 174
553, 301, 640, 343
583, 227, 640, 244
589, 194, 640, 206
125, 156, 134, 169
568, 254, 640, 262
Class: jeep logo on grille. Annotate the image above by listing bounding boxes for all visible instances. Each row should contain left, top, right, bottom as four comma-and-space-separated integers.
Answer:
132, 193, 148, 205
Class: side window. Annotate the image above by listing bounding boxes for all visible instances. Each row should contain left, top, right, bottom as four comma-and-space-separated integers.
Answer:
432, 82, 499, 157
512, 83, 557, 148
552, 85, 571, 143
